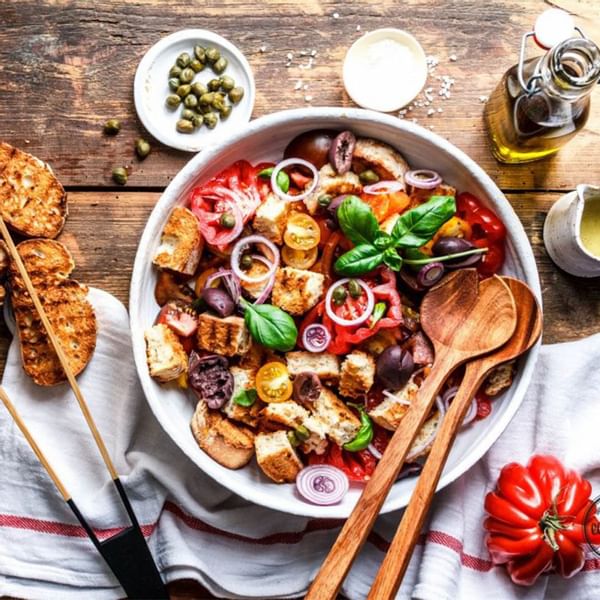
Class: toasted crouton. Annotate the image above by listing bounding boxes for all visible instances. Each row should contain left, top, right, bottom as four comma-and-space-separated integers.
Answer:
196, 313, 251, 357
191, 401, 255, 469
153, 206, 203, 276
252, 192, 290, 244
286, 351, 340, 381
312, 388, 361, 446
351, 138, 410, 182
303, 164, 362, 214
222, 366, 263, 427
339, 351, 376, 399
145, 324, 188, 383
239, 260, 273, 299
484, 361, 515, 396
261, 401, 328, 438
255, 430, 304, 483
271, 267, 324, 316
368, 378, 419, 431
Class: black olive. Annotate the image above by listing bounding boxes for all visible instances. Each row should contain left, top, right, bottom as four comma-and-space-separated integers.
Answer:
327, 194, 348, 223
188, 351, 233, 409
328, 130, 356, 175
376, 346, 414, 390
432, 237, 481, 268
293, 372, 322, 407
201, 287, 235, 317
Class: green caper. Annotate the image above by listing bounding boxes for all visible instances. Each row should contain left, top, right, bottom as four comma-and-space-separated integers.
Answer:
359, 169, 380, 184
317, 194, 333, 208
240, 254, 253, 270
103, 119, 121, 135
212, 57, 228, 74
205, 47, 220, 63
203, 112, 218, 129
199, 104, 215, 115
332, 285, 348, 305
168, 77, 180, 91
191, 113, 204, 128
194, 45, 206, 62
212, 97, 226, 112
199, 92, 215, 106
348, 279, 362, 299
208, 78, 221, 92
184, 94, 199, 109
135, 138, 151, 160
219, 75, 235, 92
294, 425, 310, 442
179, 67, 195, 83
287, 431, 300, 447
219, 212, 236, 229
166, 94, 182, 108
219, 104, 232, 119
190, 59, 205, 73
228, 86, 245, 104
169, 65, 182, 78
176, 52, 191, 68
112, 167, 128, 185
176, 119, 194, 134
191, 82, 207, 97
176, 84, 192, 98
181, 108, 196, 121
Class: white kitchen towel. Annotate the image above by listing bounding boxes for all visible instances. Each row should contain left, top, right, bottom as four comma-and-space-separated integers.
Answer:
0, 288, 599, 600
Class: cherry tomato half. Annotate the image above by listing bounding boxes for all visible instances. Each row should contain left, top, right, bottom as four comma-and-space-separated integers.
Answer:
281, 245, 318, 269
157, 303, 198, 338
255, 362, 293, 403
284, 212, 321, 250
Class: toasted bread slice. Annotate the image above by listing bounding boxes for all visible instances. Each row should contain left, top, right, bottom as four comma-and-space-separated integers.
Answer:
196, 312, 251, 357
0, 143, 67, 238
339, 350, 376, 399
285, 350, 340, 381
153, 206, 203, 276
222, 366, 264, 427
312, 387, 361, 446
271, 267, 325, 316
303, 164, 362, 214
255, 430, 304, 483
9, 239, 96, 386
191, 400, 255, 469
351, 138, 410, 182
145, 324, 188, 383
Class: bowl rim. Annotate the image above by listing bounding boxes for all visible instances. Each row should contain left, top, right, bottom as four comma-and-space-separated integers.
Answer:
129, 107, 542, 517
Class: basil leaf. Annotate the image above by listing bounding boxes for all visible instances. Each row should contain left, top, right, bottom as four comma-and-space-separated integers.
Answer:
334, 244, 384, 276
233, 388, 258, 407
383, 247, 403, 271
391, 195, 456, 248
374, 232, 394, 250
242, 301, 298, 351
337, 195, 380, 246
369, 302, 387, 328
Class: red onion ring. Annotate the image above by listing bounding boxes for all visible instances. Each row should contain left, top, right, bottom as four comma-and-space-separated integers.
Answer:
325, 278, 375, 328
231, 235, 280, 284
249, 254, 276, 304
271, 158, 319, 203
405, 169, 442, 190
367, 443, 383, 460
296, 465, 349, 505
397, 462, 423, 481
442, 386, 459, 411
442, 386, 477, 427
204, 269, 241, 303
435, 394, 446, 416
301, 323, 332, 353
462, 399, 478, 427
363, 180, 405, 195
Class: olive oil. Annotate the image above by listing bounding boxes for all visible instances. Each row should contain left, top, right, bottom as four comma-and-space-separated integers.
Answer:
580, 196, 600, 257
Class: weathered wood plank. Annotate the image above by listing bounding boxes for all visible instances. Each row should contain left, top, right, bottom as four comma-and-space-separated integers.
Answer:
0, 0, 599, 190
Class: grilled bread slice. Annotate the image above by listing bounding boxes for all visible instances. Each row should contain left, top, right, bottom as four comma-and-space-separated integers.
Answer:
351, 138, 410, 182
255, 430, 303, 483
9, 239, 97, 386
0, 143, 67, 239
196, 312, 251, 357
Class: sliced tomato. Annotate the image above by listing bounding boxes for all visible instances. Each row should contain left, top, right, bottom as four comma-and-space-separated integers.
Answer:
284, 213, 321, 250
476, 392, 492, 420
281, 245, 318, 269
157, 303, 198, 338
308, 443, 377, 481
256, 362, 293, 403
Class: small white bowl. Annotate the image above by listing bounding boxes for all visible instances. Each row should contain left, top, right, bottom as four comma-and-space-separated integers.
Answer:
343, 28, 428, 112
134, 29, 255, 152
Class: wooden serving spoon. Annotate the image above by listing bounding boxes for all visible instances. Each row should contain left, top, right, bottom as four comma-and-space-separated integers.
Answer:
367, 277, 542, 600
306, 270, 517, 600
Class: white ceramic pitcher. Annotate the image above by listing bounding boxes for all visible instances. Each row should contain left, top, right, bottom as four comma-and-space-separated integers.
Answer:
544, 184, 600, 277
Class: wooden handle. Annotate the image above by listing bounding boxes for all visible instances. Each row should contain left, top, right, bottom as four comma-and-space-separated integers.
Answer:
0, 219, 118, 481
306, 349, 458, 600
367, 360, 487, 599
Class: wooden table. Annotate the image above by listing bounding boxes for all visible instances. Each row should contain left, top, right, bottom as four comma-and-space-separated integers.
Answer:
1, 0, 599, 598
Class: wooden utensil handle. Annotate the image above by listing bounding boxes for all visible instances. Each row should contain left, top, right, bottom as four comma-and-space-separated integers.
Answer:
306, 350, 457, 600
367, 360, 487, 600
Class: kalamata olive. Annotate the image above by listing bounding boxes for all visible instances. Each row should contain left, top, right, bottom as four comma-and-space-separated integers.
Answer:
284, 129, 337, 169
293, 371, 322, 407
328, 130, 356, 175
201, 287, 235, 317
327, 194, 347, 222
188, 352, 233, 409
376, 346, 414, 390
432, 237, 482, 268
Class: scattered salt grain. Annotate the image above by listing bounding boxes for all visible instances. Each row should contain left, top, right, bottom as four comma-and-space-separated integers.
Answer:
333, 12, 340, 19
479, 95, 489, 103
294, 80, 303, 91
449, 54, 458, 62
259, 46, 267, 53
356, 25, 361, 32
427, 108, 435, 116
305, 95, 313, 102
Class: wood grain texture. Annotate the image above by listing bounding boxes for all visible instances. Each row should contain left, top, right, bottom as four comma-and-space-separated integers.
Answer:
0, 0, 599, 190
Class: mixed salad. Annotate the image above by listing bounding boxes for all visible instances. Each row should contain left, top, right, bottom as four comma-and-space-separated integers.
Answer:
144, 129, 512, 505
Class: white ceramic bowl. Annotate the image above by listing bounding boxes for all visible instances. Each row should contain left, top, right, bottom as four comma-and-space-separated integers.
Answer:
130, 107, 541, 518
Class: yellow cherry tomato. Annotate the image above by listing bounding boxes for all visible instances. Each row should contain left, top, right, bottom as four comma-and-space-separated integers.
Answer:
281, 245, 318, 269
255, 362, 293, 403
421, 216, 473, 255
283, 212, 321, 251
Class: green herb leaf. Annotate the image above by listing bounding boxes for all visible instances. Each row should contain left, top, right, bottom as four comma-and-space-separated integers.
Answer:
374, 232, 395, 250
233, 388, 258, 407
257, 166, 289, 193
403, 246, 488, 266
337, 195, 380, 246
369, 302, 387, 328
241, 300, 298, 351
343, 403, 374, 451
382, 247, 403, 271
257, 167, 274, 179
334, 243, 384, 276
391, 195, 456, 248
